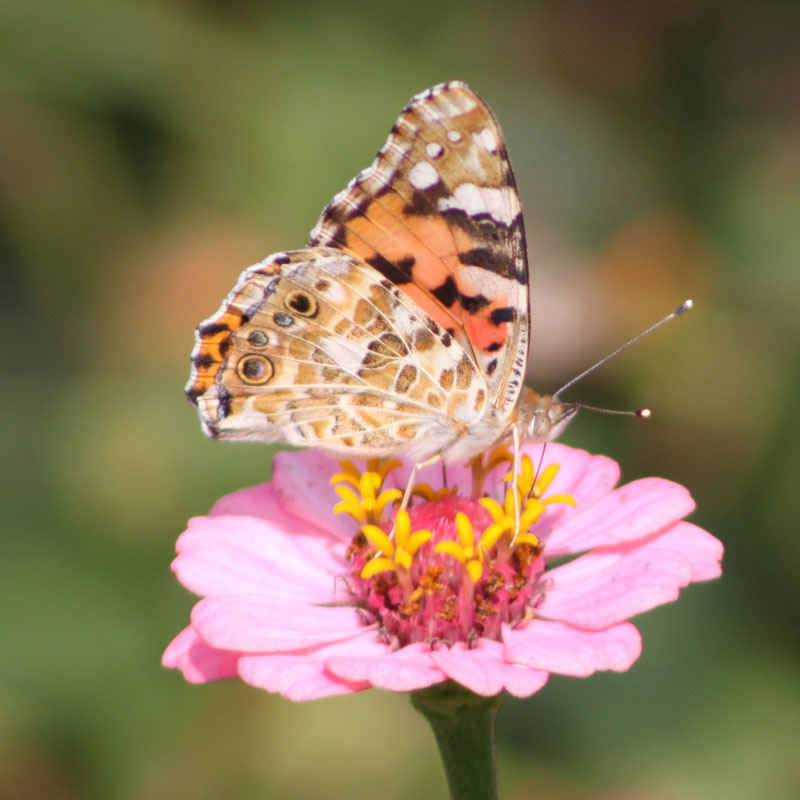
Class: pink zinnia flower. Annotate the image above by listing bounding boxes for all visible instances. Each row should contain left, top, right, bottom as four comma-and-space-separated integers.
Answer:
163, 443, 722, 701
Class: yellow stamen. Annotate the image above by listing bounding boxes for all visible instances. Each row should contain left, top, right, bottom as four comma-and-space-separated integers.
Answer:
455, 511, 476, 551
505, 452, 535, 497
434, 545, 484, 582
395, 509, 411, 544
485, 445, 514, 472
436, 512, 486, 581
533, 463, 560, 498
466, 560, 484, 583
436, 541, 469, 562
394, 511, 432, 556
361, 524, 394, 556
481, 483, 565, 547
412, 483, 435, 502
331, 459, 405, 525
330, 471, 361, 491
361, 557, 395, 578
479, 522, 507, 551
359, 471, 381, 503
412, 483, 457, 502
504, 488, 517, 518
519, 498, 545, 531
469, 446, 514, 499
406, 529, 434, 554
543, 493, 576, 507
375, 458, 403, 481
374, 488, 403, 516
359, 510, 432, 579
504, 456, 563, 502
333, 485, 367, 523
331, 460, 362, 487
395, 549, 413, 571
478, 496, 505, 523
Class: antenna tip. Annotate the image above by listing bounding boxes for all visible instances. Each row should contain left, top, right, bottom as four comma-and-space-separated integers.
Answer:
637, 408, 652, 419
676, 299, 693, 314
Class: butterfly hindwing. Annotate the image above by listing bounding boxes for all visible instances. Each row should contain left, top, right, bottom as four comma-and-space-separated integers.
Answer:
185, 248, 487, 458
309, 80, 530, 415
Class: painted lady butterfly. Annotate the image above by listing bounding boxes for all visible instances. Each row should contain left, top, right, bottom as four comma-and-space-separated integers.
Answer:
186, 81, 577, 468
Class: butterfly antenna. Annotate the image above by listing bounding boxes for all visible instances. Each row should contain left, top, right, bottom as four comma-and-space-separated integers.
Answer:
569, 403, 652, 418
554, 300, 693, 399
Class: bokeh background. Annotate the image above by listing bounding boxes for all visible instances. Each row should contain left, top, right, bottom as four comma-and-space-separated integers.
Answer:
2, 1, 799, 798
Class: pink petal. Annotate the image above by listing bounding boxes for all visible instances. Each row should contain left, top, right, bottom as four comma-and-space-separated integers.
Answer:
173, 515, 346, 602
210, 481, 286, 520
538, 547, 694, 629
209, 481, 338, 541
237, 634, 384, 701
646, 521, 723, 581
191, 595, 370, 652
238, 654, 365, 700
272, 450, 355, 541
325, 642, 447, 691
162, 626, 240, 682
545, 478, 695, 555
209, 481, 350, 573
503, 620, 642, 676
430, 640, 549, 697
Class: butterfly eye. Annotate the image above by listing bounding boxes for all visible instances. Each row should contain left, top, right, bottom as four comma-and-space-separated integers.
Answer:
237, 355, 273, 384
285, 290, 319, 317
247, 330, 269, 347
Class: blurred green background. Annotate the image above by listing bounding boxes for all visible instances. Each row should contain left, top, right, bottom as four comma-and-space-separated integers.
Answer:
2, 1, 799, 798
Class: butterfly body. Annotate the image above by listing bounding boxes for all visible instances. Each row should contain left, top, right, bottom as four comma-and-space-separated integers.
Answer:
187, 82, 576, 463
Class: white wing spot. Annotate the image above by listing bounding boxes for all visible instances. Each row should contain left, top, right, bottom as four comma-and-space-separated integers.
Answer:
408, 161, 440, 190
437, 184, 521, 225
478, 128, 498, 153
317, 252, 356, 277
426, 142, 444, 159
446, 130, 462, 143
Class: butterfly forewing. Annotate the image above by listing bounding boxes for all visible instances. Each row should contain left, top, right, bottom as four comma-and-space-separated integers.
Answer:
309, 81, 530, 415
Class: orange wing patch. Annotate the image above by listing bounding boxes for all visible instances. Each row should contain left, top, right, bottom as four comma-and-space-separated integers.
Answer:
186, 308, 248, 403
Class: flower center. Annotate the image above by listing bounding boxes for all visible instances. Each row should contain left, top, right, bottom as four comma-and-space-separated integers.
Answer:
333, 451, 575, 648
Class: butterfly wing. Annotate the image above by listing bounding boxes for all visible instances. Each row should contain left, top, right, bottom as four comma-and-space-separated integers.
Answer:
309, 80, 530, 415
185, 248, 487, 460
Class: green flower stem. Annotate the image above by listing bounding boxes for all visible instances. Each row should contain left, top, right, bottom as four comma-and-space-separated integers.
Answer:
411, 682, 500, 800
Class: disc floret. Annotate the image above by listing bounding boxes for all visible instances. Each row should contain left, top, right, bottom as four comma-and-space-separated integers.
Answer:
331, 458, 403, 525
333, 451, 575, 646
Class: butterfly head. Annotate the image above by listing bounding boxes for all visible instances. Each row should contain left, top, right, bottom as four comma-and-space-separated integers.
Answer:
516, 387, 579, 443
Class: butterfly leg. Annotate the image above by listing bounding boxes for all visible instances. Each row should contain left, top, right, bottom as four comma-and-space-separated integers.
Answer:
392, 453, 443, 535
511, 426, 521, 541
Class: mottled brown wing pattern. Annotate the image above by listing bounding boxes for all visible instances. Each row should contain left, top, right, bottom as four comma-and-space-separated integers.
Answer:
185, 249, 487, 459
309, 80, 530, 415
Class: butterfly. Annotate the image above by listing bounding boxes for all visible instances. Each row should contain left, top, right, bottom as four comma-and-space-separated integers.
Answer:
186, 81, 577, 470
